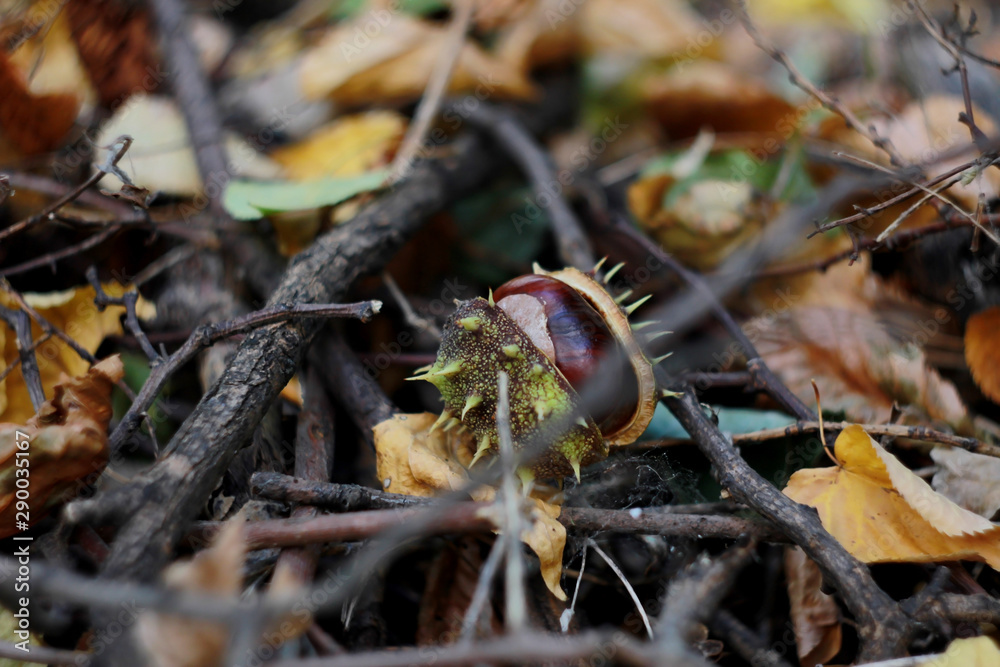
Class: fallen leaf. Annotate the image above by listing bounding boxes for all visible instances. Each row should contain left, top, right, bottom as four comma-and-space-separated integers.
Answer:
747, 0, 889, 31
0, 283, 154, 424
373, 413, 568, 599
94, 94, 281, 196
784, 546, 841, 666
816, 94, 1000, 209
965, 306, 1000, 404
0, 606, 43, 666
751, 306, 972, 435
0, 50, 79, 155
930, 636, 1000, 667
417, 538, 501, 645
138, 517, 309, 667
222, 170, 389, 222
65, 0, 160, 108
138, 517, 245, 667
641, 61, 797, 145
783, 424, 1000, 568
931, 447, 1000, 520
300, 14, 535, 105
0, 356, 123, 537
270, 111, 405, 180
579, 0, 705, 59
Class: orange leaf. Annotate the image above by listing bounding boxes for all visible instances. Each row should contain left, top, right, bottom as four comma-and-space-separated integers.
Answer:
784, 425, 1000, 568
0, 356, 123, 536
965, 306, 1000, 404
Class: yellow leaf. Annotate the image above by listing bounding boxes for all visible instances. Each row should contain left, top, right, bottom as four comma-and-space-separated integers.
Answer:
271, 111, 406, 180
784, 425, 1000, 568
0, 283, 154, 424
934, 636, 1000, 667
373, 413, 567, 598
747, 0, 888, 32
0, 356, 123, 536
300, 14, 535, 105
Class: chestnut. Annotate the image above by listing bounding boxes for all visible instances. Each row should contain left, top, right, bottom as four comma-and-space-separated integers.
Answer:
411, 263, 665, 480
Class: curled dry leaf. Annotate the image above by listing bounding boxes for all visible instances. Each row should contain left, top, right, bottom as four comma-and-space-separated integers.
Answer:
784, 546, 841, 666
751, 306, 972, 435
373, 413, 568, 599
784, 425, 1000, 568
300, 14, 534, 106
0, 356, 123, 537
964, 306, 1000, 404
0, 283, 155, 424
930, 447, 1000, 520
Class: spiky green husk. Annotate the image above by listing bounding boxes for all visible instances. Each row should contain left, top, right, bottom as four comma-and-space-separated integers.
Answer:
415, 297, 607, 479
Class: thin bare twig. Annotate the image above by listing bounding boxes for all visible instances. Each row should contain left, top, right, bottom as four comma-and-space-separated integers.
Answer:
0, 135, 134, 243
497, 370, 528, 633
0, 303, 45, 410
0, 225, 123, 278
389, 0, 474, 183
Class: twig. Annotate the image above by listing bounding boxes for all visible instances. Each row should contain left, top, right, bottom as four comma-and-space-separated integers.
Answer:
588, 538, 653, 639
273, 365, 336, 584
709, 609, 794, 667
0, 303, 45, 411
382, 272, 441, 338
663, 385, 910, 661
496, 371, 528, 632
86, 266, 160, 362
655, 542, 757, 661
909, 0, 990, 149
388, 0, 474, 183
461, 103, 596, 270
246, 474, 787, 542
268, 630, 654, 667
0, 225, 122, 277
0, 136, 133, 243
148, 0, 229, 217
105, 301, 382, 457
314, 334, 398, 444
609, 214, 814, 421
0, 640, 81, 666
726, 419, 1000, 458
459, 532, 508, 643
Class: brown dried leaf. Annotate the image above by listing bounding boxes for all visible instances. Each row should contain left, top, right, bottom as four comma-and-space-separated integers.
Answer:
642, 61, 796, 145
417, 538, 501, 645
931, 447, 1000, 520
300, 14, 535, 105
0, 356, 123, 537
751, 306, 972, 434
0, 50, 79, 155
784, 546, 841, 666
138, 518, 245, 667
965, 306, 1000, 404
65, 0, 160, 108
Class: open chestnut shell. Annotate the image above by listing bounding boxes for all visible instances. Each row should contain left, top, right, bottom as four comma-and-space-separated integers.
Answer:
412, 264, 660, 479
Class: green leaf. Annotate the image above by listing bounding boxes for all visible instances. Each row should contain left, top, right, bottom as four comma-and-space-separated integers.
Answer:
223, 170, 389, 220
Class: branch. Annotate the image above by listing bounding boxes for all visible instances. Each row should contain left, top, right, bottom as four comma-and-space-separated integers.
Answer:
663, 385, 910, 661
